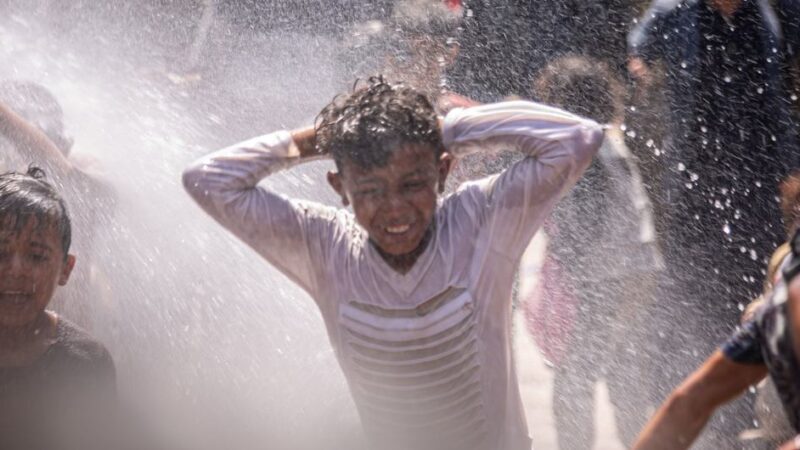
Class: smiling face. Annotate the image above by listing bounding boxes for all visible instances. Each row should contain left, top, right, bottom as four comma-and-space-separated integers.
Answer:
0, 216, 74, 330
329, 143, 452, 259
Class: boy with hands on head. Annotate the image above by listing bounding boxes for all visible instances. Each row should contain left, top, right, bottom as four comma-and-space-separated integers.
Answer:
183, 76, 602, 450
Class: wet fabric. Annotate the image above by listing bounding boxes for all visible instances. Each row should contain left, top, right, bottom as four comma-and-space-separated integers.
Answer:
723, 254, 800, 431
184, 101, 603, 450
0, 316, 116, 450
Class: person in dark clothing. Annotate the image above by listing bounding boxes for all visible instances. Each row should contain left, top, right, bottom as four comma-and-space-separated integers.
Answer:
629, 0, 799, 446
0, 167, 116, 450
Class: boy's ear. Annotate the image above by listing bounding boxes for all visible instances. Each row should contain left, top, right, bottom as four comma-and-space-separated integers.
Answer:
58, 254, 76, 286
437, 152, 454, 194
327, 171, 350, 206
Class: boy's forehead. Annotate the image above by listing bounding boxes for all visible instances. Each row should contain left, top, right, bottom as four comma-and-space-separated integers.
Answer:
0, 214, 59, 243
344, 144, 439, 178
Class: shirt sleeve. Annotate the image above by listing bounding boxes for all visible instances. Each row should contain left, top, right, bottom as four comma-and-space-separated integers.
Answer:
722, 320, 766, 365
628, 0, 671, 62
442, 101, 604, 260
182, 131, 335, 299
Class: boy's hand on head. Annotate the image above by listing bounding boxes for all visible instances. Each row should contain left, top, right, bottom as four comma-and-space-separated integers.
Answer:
290, 126, 324, 158
436, 92, 481, 115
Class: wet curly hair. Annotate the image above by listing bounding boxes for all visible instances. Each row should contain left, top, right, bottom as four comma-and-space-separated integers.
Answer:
315, 76, 444, 170
0, 166, 71, 258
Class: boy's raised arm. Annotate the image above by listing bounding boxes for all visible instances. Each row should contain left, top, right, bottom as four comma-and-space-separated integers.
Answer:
0, 100, 73, 176
441, 101, 603, 259
182, 127, 332, 297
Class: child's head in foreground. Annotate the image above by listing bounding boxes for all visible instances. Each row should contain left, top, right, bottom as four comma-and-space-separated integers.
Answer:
533, 55, 625, 125
316, 76, 453, 258
0, 167, 74, 331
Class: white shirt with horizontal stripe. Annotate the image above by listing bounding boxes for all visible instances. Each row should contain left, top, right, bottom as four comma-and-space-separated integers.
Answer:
183, 101, 603, 450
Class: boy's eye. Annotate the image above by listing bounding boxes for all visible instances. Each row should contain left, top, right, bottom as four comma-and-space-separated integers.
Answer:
356, 188, 383, 198
30, 253, 50, 263
404, 180, 428, 191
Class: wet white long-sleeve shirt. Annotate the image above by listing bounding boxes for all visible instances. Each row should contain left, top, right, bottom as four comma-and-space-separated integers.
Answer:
183, 101, 603, 450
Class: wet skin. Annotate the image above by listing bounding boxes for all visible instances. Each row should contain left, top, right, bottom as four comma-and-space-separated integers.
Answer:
328, 143, 453, 273
0, 217, 74, 332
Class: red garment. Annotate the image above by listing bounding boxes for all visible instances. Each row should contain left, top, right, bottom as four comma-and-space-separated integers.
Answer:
444, 0, 461, 11
522, 252, 579, 367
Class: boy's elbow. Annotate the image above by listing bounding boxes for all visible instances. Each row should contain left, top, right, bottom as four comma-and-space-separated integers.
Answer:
575, 123, 604, 162
182, 163, 207, 199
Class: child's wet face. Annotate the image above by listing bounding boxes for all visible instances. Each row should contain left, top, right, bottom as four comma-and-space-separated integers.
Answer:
0, 217, 73, 329
334, 143, 451, 257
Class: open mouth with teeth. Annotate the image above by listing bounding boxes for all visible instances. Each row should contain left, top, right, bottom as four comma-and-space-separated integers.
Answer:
385, 224, 411, 234
0, 291, 32, 306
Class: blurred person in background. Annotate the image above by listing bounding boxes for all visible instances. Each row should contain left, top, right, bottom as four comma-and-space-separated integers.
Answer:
527, 55, 663, 450
628, 0, 799, 445
0, 81, 116, 333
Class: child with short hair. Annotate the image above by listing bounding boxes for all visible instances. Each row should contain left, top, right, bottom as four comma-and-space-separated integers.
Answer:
0, 81, 116, 329
0, 167, 115, 449
183, 77, 603, 449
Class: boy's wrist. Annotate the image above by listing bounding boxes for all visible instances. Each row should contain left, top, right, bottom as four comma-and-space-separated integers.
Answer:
290, 126, 325, 159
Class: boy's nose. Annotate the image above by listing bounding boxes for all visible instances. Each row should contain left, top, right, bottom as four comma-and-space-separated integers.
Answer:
384, 191, 409, 209
2, 254, 27, 276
